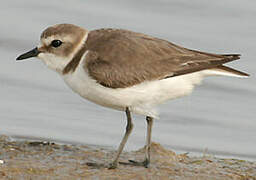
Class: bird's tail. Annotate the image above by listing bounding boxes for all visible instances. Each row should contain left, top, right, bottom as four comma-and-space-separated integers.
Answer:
221, 54, 241, 61
200, 53, 249, 78
207, 65, 249, 78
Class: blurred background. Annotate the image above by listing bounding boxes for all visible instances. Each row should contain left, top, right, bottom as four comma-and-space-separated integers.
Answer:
0, 0, 255, 160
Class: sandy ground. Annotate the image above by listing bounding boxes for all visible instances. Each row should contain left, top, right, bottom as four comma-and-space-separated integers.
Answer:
0, 135, 255, 180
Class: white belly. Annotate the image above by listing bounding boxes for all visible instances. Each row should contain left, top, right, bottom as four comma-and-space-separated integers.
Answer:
62, 61, 207, 118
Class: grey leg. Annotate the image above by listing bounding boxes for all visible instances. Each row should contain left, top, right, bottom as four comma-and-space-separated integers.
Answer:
145, 116, 153, 166
128, 116, 153, 168
108, 107, 134, 169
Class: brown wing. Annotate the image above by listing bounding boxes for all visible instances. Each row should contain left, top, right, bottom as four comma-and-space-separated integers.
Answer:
84, 29, 240, 88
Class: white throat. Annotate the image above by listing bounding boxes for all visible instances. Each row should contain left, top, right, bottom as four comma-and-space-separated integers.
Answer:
37, 32, 89, 74
38, 53, 71, 73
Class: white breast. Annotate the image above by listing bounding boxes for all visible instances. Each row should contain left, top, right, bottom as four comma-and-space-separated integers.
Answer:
62, 53, 208, 118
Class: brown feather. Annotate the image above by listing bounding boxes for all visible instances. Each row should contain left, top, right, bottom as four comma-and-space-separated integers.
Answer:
66, 28, 243, 88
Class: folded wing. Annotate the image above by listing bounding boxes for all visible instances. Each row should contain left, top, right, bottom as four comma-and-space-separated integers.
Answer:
84, 29, 242, 88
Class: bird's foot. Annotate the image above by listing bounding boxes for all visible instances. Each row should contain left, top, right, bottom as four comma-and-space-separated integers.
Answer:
108, 162, 118, 169
87, 159, 150, 169
86, 162, 107, 169
87, 161, 118, 169
129, 159, 150, 168
120, 159, 150, 168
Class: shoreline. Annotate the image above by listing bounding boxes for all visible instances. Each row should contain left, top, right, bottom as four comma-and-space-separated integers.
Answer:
0, 135, 255, 179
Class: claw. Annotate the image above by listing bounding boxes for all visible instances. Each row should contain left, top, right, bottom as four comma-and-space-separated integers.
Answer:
124, 159, 150, 168
86, 162, 106, 169
86, 161, 119, 169
108, 162, 118, 169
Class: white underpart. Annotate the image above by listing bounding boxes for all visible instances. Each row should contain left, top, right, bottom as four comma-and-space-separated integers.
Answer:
63, 51, 229, 119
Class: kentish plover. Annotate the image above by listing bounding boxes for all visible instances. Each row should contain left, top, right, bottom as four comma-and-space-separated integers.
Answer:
16, 24, 249, 169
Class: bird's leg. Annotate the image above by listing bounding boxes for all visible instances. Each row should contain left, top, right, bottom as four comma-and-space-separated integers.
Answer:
128, 116, 153, 168
87, 107, 133, 169
108, 107, 134, 169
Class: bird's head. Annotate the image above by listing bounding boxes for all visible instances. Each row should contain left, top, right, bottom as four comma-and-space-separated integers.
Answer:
16, 24, 88, 74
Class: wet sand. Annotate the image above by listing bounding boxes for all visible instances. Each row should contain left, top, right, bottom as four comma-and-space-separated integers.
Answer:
0, 135, 255, 180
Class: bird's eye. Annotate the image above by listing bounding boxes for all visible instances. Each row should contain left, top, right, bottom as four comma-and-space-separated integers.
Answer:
51, 40, 62, 48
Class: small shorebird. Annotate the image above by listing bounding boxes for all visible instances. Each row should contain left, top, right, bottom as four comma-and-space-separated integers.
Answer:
16, 24, 249, 169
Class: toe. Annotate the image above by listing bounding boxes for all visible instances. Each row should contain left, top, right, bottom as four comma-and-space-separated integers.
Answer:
86, 162, 107, 169
143, 159, 150, 168
127, 159, 150, 168
108, 162, 118, 169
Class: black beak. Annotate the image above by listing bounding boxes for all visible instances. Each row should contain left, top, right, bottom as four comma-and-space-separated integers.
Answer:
16, 47, 40, 61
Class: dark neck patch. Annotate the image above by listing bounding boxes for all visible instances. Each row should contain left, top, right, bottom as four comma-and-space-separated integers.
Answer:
62, 44, 88, 74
